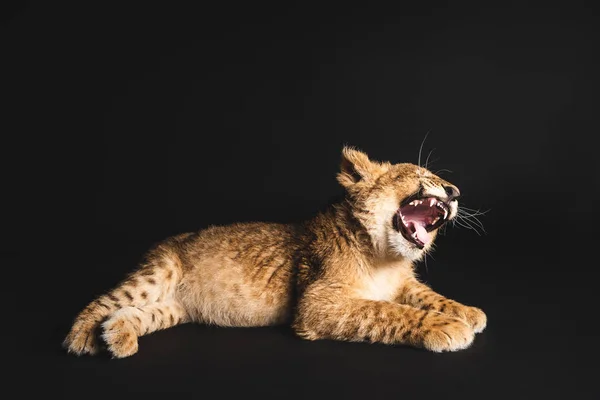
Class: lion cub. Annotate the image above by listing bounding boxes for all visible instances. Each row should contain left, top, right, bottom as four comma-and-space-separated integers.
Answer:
64, 147, 486, 358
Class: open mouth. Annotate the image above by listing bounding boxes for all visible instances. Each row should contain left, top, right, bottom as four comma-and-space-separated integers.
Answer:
393, 196, 450, 249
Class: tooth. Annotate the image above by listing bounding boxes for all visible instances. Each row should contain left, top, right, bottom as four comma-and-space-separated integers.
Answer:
419, 200, 423, 204
430, 198, 436, 207
433, 217, 439, 225
444, 209, 448, 219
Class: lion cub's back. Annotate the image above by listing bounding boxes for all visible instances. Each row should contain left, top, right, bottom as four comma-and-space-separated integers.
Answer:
176, 222, 301, 327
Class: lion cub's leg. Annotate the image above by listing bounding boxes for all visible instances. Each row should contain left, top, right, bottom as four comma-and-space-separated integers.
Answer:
294, 296, 475, 352
63, 249, 183, 356
396, 278, 487, 333
102, 300, 189, 358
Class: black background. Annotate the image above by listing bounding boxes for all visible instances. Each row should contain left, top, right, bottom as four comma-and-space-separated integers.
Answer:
3, 1, 599, 399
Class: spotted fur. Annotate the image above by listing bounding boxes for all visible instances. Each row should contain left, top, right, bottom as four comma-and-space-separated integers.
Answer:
63, 147, 486, 358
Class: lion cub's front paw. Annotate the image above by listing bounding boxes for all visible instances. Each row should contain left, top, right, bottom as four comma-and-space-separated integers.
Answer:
444, 304, 487, 333
462, 306, 487, 333
421, 314, 475, 352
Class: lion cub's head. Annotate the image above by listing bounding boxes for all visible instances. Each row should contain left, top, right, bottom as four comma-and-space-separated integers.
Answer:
337, 146, 461, 261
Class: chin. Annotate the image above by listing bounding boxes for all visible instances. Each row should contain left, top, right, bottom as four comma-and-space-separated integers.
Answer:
387, 229, 436, 262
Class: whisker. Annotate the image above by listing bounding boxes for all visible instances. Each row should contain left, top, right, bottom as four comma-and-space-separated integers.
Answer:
458, 211, 489, 219
454, 216, 483, 235
455, 214, 479, 229
463, 213, 486, 229
434, 168, 453, 175
417, 130, 431, 171
458, 214, 486, 233
453, 219, 480, 234
424, 157, 441, 171
457, 210, 488, 223
457, 205, 489, 233
459, 206, 491, 215
441, 224, 448, 235
457, 212, 482, 225
424, 148, 436, 170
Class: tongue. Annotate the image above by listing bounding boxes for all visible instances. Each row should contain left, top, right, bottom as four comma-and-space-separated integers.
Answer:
414, 223, 432, 245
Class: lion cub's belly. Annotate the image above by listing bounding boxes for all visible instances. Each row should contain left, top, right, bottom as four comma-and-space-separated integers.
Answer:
176, 257, 295, 327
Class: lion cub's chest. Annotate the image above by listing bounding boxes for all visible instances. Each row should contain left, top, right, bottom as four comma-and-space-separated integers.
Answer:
358, 260, 412, 301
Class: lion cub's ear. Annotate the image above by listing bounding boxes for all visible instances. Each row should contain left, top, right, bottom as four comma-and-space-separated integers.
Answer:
337, 146, 388, 188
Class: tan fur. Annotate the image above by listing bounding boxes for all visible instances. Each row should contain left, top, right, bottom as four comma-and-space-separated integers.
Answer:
64, 147, 486, 358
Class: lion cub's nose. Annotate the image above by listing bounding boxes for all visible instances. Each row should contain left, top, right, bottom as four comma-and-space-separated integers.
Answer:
444, 185, 461, 201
